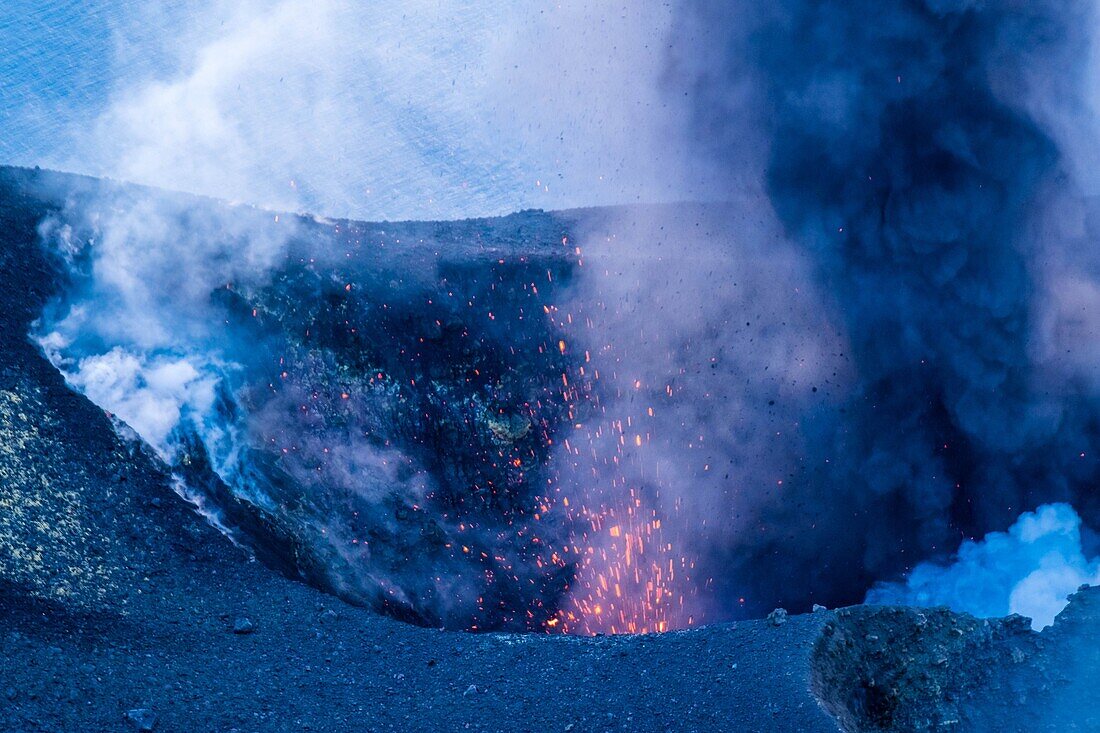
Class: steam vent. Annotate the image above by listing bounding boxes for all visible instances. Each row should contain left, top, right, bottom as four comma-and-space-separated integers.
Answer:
4, 1, 1100, 730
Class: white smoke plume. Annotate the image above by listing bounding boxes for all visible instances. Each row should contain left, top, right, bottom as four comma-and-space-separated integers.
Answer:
867, 504, 1100, 629
35, 187, 295, 460
54, 0, 691, 221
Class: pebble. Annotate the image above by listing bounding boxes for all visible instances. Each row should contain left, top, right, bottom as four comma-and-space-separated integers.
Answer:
463, 685, 478, 697
767, 608, 788, 626
232, 618, 255, 634
125, 708, 158, 731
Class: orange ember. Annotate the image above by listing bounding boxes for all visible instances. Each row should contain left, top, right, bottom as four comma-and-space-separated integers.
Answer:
543, 244, 703, 635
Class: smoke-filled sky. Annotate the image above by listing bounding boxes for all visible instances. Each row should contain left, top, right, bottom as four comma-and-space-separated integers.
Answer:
11, 0, 1100, 630
0, 0, 715, 220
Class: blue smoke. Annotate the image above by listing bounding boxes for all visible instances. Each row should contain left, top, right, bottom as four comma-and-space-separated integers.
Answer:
867, 503, 1100, 628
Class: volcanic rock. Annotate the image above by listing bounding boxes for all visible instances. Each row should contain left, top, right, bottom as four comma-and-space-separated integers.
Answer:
232, 618, 255, 634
